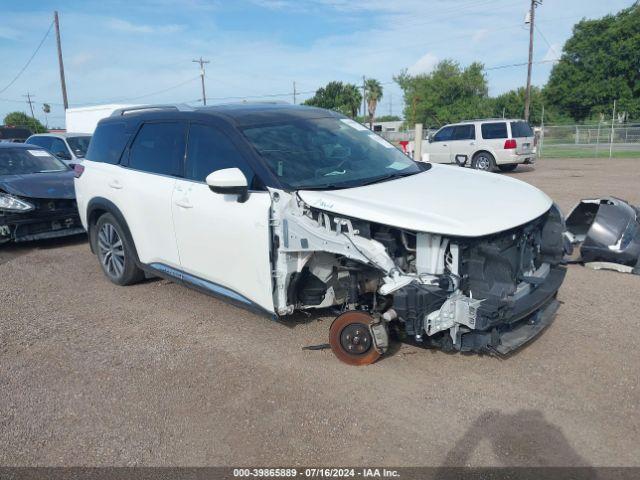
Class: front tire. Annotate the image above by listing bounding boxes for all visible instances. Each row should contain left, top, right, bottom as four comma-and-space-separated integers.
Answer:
94, 213, 144, 286
471, 152, 496, 172
498, 164, 518, 172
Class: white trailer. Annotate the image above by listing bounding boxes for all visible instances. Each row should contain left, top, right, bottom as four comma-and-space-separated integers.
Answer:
65, 104, 139, 134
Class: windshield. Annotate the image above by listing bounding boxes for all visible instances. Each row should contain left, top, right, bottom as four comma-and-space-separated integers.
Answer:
66, 135, 91, 158
0, 148, 69, 175
242, 117, 424, 190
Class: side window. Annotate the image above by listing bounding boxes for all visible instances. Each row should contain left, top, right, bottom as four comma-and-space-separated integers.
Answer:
452, 125, 475, 140
481, 122, 508, 139
433, 126, 454, 142
49, 138, 70, 156
186, 123, 256, 187
86, 122, 129, 164
28, 136, 52, 150
129, 122, 186, 176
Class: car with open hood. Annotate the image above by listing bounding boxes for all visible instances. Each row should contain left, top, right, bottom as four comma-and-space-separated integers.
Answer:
0, 143, 84, 243
74, 104, 566, 365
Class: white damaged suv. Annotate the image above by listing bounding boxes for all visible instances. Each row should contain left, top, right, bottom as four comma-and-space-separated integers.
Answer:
75, 104, 566, 365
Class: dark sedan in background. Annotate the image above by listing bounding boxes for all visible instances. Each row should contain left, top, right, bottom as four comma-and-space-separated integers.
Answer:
0, 143, 84, 243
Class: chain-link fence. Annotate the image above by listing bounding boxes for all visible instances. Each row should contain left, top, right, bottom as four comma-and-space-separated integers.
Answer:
537, 124, 640, 158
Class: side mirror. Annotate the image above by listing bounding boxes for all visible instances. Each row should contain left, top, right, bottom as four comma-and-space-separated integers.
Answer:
55, 150, 72, 160
428, 134, 434, 143
206, 168, 249, 202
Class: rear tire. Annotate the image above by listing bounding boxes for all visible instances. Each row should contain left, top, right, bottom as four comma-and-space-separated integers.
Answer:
498, 164, 518, 172
94, 213, 144, 286
471, 152, 496, 172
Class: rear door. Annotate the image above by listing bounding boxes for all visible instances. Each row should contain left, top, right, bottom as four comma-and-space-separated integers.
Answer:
118, 121, 186, 268
426, 126, 454, 163
171, 122, 274, 312
510, 121, 535, 155
448, 124, 476, 163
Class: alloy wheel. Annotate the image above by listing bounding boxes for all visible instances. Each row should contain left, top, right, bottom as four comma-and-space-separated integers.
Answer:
97, 223, 125, 279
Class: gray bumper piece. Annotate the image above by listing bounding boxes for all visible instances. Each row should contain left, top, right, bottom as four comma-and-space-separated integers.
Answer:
494, 298, 560, 355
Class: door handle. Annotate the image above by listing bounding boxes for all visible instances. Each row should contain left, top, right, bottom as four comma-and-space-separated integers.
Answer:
108, 180, 123, 189
470, 142, 476, 145
174, 198, 193, 209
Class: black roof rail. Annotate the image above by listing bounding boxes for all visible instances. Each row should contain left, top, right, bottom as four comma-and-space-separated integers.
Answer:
110, 104, 195, 116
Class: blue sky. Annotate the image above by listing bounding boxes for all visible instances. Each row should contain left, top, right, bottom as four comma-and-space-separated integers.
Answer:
0, 0, 634, 127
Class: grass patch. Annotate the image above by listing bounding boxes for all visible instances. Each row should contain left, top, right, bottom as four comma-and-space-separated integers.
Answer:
540, 146, 640, 158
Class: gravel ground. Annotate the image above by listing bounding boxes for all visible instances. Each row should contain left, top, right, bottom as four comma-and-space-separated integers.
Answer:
1, 158, 639, 467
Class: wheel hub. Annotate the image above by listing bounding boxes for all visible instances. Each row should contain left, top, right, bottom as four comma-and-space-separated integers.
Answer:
329, 311, 382, 366
340, 323, 372, 355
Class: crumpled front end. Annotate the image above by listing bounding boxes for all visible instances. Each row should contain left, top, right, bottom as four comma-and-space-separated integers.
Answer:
271, 189, 567, 359
0, 195, 84, 243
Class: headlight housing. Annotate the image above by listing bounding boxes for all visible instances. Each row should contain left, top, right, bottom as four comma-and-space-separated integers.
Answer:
0, 193, 35, 212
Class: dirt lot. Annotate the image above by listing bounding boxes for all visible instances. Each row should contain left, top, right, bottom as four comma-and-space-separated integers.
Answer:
1, 158, 639, 467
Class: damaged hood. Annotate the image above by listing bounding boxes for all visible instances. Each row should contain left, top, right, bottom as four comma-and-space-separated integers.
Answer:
0, 170, 76, 199
298, 164, 552, 237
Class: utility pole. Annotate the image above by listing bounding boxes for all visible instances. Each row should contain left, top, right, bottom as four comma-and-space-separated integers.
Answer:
192, 57, 210, 105
293, 81, 297, 105
524, 0, 541, 122
54, 11, 69, 110
388, 93, 392, 117
23, 93, 36, 118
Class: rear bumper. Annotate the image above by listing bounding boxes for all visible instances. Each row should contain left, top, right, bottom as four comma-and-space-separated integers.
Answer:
496, 152, 536, 165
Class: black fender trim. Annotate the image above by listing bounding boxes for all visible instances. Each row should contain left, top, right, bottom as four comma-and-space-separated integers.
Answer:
85, 197, 141, 266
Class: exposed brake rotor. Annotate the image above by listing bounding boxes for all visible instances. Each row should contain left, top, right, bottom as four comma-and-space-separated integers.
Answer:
329, 311, 382, 366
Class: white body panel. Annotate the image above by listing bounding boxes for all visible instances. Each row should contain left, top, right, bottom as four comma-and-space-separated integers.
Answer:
65, 104, 138, 134
171, 180, 274, 312
298, 163, 552, 237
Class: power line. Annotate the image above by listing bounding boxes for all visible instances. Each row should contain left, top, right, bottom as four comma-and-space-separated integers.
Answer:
0, 20, 54, 95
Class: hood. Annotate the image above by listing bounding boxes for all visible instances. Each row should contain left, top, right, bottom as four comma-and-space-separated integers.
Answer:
0, 170, 76, 199
298, 164, 552, 237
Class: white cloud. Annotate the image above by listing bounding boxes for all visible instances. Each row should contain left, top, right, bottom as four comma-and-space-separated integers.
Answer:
0, 26, 20, 40
407, 52, 438, 75
472, 28, 489, 43
106, 18, 183, 34
69, 52, 94, 67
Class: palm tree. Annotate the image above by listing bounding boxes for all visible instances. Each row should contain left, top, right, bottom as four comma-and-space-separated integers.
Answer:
365, 79, 383, 128
341, 83, 363, 118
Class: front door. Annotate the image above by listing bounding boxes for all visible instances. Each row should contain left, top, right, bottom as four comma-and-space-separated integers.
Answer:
171, 123, 274, 313
426, 126, 453, 163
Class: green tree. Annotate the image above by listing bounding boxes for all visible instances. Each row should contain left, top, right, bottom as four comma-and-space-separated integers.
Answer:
493, 87, 548, 124
3, 111, 47, 133
395, 60, 493, 127
303, 81, 362, 118
544, 4, 640, 122
364, 78, 383, 128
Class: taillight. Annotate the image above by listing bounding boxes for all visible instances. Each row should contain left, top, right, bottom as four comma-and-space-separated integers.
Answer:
504, 139, 517, 149
74, 163, 85, 178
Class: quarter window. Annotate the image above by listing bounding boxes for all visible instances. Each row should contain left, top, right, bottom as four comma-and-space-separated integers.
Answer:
433, 126, 454, 142
186, 123, 255, 186
49, 138, 70, 157
510, 121, 534, 138
86, 122, 129, 164
481, 122, 508, 139
128, 122, 186, 176
452, 125, 475, 140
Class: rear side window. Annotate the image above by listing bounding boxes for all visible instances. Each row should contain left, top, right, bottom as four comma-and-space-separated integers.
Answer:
128, 122, 186, 176
481, 122, 508, 139
433, 126, 454, 142
86, 122, 129, 165
49, 137, 70, 156
510, 121, 534, 138
452, 125, 475, 140
186, 123, 256, 186
27, 136, 53, 150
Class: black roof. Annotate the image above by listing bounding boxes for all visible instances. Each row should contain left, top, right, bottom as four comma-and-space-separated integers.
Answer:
107, 103, 342, 128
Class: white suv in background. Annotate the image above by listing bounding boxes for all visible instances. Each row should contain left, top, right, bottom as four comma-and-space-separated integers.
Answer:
423, 119, 536, 172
